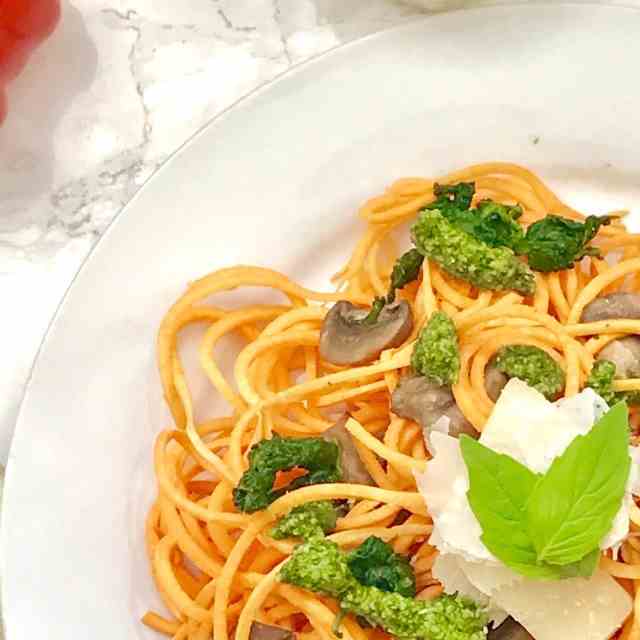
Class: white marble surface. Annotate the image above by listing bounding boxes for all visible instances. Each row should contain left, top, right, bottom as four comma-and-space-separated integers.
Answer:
0, 0, 441, 465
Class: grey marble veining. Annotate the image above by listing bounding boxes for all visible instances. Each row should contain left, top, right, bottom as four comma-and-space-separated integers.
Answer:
0, 0, 430, 463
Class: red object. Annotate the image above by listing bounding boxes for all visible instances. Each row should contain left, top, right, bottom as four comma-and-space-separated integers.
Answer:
0, 0, 60, 122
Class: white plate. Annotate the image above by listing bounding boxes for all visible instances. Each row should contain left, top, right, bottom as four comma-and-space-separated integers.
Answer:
4, 3, 640, 638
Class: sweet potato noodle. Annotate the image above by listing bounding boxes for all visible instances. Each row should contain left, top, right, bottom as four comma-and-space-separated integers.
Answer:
142, 163, 640, 640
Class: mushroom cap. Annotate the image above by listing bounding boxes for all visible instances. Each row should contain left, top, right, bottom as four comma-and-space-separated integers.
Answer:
488, 617, 534, 640
598, 335, 640, 378
580, 292, 640, 323
484, 362, 509, 402
319, 300, 413, 366
391, 375, 477, 439
250, 622, 296, 640
322, 416, 374, 485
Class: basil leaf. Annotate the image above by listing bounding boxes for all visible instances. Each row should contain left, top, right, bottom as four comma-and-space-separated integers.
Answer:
557, 548, 600, 579
461, 431, 610, 581
527, 402, 631, 566
459, 436, 551, 577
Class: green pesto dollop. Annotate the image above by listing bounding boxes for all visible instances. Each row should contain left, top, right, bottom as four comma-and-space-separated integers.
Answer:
411, 311, 460, 386
279, 538, 487, 640
495, 345, 565, 400
587, 359, 640, 407
279, 538, 354, 599
341, 586, 487, 640
411, 209, 535, 295
587, 360, 617, 404
346, 536, 416, 598
270, 501, 339, 541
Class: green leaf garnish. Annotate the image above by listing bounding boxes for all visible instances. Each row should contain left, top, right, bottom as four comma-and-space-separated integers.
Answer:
446, 201, 525, 251
557, 548, 601, 579
388, 248, 424, 302
359, 249, 424, 325
459, 435, 551, 577
523, 214, 611, 272
527, 401, 631, 566
460, 402, 631, 580
346, 535, 416, 597
426, 182, 475, 215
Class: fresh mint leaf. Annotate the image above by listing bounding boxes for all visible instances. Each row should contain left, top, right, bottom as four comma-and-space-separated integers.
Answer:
527, 402, 631, 566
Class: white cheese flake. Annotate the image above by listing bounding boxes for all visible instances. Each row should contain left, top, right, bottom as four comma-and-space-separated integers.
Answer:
432, 554, 508, 626
490, 569, 631, 640
414, 431, 493, 562
480, 380, 607, 474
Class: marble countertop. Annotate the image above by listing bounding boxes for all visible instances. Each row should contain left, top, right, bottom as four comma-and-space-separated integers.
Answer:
0, 0, 440, 466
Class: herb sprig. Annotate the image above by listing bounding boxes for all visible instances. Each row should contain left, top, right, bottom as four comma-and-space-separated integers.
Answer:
460, 402, 631, 580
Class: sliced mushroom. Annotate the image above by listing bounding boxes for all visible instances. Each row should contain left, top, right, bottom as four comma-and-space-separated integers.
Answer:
322, 416, 374, 485
390, 375, 477, 439
250, 622, 296, 640
319, 300, 413, 366
488, 617, 533, 640
598, 335, 640, 378
580, 293, 640, 382
484, 362, 509, 402
580, 292, 640, 323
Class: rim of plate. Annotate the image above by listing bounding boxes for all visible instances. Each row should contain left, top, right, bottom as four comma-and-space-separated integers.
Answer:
4, 0, 640, 634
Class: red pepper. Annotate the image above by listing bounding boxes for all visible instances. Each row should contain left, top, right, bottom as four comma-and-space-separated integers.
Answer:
0, 0, 60, 122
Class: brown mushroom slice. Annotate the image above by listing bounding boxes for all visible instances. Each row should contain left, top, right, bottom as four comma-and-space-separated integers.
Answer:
319, 300, 413, 366
488, 617, 534, 640
580, 292, 640, 323
598, 335, 640, 378
484, 362, 509, 402
250, 622, 296, 640
390, 375, 477, 439
322, 416, 374, 485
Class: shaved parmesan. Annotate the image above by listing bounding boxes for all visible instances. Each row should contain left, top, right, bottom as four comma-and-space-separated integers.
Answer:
423, 414, 450, 453
490, 569, 631, 640
458, 558, 631, 638
480, 380, 607, 473
432, 554, 490, 605
433, 554, 508, 626
458, 558, 521, 594
415, 431, 492, 562
415, 380, 636, 639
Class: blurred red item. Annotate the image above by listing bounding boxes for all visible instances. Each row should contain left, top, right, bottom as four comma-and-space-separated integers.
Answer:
0, 0, 60, 122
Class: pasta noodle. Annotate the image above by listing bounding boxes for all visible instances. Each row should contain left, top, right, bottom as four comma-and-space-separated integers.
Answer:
143, 163, 640, 640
